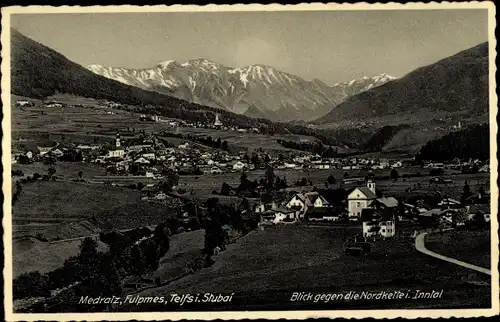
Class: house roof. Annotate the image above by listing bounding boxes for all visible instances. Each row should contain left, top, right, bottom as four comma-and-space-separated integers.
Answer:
419, 208, 451, 217
141, 184, 159, 192
304, 192, 329, 206
350, 187, 376, 200
360, 208, 394, 222
438, 198, 461, 206
375, 197, 399, 208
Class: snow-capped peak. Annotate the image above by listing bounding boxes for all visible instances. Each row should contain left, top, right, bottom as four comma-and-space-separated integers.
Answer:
87, 64, 104, 71
157, 60, 175, 69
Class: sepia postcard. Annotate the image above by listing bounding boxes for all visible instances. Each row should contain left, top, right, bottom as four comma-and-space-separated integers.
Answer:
1, 2, 499, 321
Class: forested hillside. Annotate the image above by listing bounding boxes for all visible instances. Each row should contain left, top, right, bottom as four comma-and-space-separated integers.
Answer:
416, 124, 489, 161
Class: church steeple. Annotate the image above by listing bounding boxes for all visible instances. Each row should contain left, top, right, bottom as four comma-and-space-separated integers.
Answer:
115, 132, 121, 148
367, 179, 376, 195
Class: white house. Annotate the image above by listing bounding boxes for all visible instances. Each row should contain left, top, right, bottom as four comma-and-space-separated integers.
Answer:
16, 100, 32, 107
391, 161, 402, 168
134, 157, 150, 164
232, 161, 247, 171
107, 149, 125, 159
312, 163, 330, 169
155, 192, 167, 200
262, 207, 298, 224
361, 208, 396, 239
254, 202, 266, 214
347, 180, 377, 220
142, 153, 156, 160
286, 191, 329, 218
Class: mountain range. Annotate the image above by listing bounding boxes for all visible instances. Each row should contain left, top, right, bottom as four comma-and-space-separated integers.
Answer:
10, 28, 490, 153
314, 42, 489, 126
10, 28, 372, 149
87, 61, 396, 122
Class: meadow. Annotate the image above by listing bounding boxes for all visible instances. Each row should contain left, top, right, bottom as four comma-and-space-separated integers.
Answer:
178, 167, 489, 201
132, 225, 491, 310
13, 237, 109, 278
11, 94, 317, 154
12, 180, 177, 241
426, 230, 491, 269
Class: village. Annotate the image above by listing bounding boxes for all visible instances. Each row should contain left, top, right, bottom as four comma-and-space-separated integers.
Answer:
12, 106, 491, 238
11, 99, 492, 313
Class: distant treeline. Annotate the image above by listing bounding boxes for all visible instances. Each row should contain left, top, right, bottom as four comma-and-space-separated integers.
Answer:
161, 132, 230, 151
416, 123, 489, 161
276, 139, 338, 158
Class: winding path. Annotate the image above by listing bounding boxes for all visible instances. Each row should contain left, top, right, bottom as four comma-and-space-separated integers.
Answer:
415, 232, 491, 275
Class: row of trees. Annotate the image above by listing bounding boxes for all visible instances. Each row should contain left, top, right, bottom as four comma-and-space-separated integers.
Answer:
161, 131, 229, 151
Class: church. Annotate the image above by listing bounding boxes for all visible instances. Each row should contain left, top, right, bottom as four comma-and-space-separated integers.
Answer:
347, 179, 377, 220
106, 132, 125, 159
347, 179, 399, 221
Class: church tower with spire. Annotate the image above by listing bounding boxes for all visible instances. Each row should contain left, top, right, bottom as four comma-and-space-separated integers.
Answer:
115, 132, 121, 148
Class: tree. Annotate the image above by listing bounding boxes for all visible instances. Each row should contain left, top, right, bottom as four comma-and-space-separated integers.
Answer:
479, 185, 486, 198
452, 209, 468, 227
327, 175, 336, 185
390, 169, 399, 181
78, 170, 83, 179
220, 182, 231, 196
13, 271, 50, 299
48, 167, 56, 177
264, 154, 271, 165
78, 237, 100, 282
461, 181, 473, 204
222, 140, 229, 151
469, 212, 487, 230
265, 165, 275, 188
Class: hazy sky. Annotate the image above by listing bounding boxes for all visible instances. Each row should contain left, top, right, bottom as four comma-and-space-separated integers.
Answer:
11, 9, 488, 85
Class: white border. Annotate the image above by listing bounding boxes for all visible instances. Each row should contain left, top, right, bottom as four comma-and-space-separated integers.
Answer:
2, 2, 498, 320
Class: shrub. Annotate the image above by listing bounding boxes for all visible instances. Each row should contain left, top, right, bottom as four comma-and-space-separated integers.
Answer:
13, 271, 50, 300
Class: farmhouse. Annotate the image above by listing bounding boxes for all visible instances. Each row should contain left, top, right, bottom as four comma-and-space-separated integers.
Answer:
286, 191, 330, 218
306, 206, 347, 222
107, 149, 125, 159
262, 207, 298, 224
361, 208, 395, 239
232, 161, 247, 171
347, 180, 377, 220
16, 100, 33, 107
370, 197, 399, 210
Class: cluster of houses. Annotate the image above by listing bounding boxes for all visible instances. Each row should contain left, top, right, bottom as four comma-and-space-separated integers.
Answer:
180, 113, 261, 134
253, 178, 490, 239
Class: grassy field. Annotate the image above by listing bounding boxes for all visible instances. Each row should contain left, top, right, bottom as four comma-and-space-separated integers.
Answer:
178, 168, 489, 200
11, 94, 316, 154
12, 180, 177, 240
12, 162, 106, 179
426, 230, 491, 269
131, 225, 490, 310
13, 237, 109, 278
153, 229, 205, 283
174, 127, 319, 154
